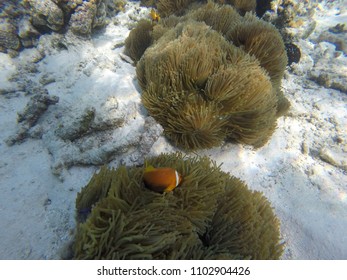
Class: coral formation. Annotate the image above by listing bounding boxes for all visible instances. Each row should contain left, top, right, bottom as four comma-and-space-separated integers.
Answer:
260, 0, 318, 41
257, 1, 346, 93
126, 2, 289, 150
74, 153, 283, 259
0, 0, 129, 53
69, 0, 106, 36
0, 18, 22, 52
29, 0, 65, 32
308, 42, 347, 93
0, 1, 28, 54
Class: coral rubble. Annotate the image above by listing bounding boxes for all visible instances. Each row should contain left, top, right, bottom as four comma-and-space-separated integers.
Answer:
6, 90, 59, 146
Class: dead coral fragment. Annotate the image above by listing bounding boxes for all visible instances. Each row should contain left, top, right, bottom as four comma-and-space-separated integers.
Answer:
74, 153, 283, 259
6, 91, 59, 146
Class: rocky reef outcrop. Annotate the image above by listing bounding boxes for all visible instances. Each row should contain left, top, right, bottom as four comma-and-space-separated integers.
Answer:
0, 0, 127, 54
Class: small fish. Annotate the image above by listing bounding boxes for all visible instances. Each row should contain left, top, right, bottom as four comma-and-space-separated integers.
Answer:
143, 165, 182, 193
150, 9, 160, 22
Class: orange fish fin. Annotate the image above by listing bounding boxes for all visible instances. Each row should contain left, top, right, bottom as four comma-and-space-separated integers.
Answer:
163, 184, 176, 192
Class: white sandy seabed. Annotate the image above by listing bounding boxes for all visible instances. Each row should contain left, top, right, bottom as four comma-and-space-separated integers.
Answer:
0, 1, 346, 259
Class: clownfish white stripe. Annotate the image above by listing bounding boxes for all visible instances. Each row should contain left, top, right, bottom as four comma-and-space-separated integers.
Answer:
175, 170, 180, 187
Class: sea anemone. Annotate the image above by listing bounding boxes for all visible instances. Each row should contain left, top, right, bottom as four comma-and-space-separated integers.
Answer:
73, 153, 284, 259
125, 2, 289, 150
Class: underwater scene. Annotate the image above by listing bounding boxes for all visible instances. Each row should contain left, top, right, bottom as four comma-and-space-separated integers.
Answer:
0, 0, 346, 259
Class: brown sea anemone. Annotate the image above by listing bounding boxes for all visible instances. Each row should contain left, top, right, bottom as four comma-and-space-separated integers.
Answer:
125, 2, 289, 150
73, 153, 284, 259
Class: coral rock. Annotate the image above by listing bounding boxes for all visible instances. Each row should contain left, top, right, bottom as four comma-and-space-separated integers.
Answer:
0, 19, 21, 51
69, 0, 108, 36
17, 16, 41, 48
29, 0, 65, 32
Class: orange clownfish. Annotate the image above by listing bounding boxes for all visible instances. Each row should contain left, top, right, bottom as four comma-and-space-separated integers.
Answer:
143, 165, 182, 193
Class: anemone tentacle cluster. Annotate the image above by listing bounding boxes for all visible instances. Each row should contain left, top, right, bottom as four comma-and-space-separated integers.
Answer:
74, 153, 283, 259
125, 1, 289, 150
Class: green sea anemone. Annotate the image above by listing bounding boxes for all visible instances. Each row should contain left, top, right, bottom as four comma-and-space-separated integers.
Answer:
125, 2, 289, 150
73, 153, 283, 259
124, 19, 153, 63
